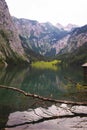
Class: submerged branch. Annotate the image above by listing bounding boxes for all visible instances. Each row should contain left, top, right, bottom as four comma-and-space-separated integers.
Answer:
0, 85, 87, 105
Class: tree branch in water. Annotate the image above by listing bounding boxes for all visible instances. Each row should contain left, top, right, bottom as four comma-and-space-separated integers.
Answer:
0, 85, 87, 105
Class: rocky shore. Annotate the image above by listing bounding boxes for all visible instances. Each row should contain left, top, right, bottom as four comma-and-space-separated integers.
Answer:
5, 104, 87, 130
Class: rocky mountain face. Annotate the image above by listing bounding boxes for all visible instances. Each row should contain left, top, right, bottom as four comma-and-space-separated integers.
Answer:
13, 17, 86, 58
56, 25, 87, 65
13, 17, 68, 56
0, 0, 29, 66
56, 23, 78, 31
49, 24, 87, 57
59, 25, 87, 54
64, 24, 78, 31
0, 0, 87, 66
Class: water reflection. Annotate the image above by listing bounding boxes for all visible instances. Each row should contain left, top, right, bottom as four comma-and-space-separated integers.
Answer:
0, 65, 86, 101
0, 65, 87, 128
0, 66, 30, 87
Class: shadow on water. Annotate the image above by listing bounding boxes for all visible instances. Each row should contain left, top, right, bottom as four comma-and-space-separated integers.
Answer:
0, 64, 87, 128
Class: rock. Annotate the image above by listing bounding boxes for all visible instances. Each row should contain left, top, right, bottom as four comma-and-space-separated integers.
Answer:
71, 105, 87, 114
0, 0, 29, 65
5, 104, 87, 130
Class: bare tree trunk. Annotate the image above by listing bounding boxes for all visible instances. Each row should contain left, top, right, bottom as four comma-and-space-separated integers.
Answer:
0, 85, 87, 105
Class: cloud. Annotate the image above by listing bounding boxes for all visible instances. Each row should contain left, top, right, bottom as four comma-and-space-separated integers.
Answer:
6, 0, 87, 26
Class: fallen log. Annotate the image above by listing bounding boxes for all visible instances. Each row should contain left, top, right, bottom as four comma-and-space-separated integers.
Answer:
0, 85, 87, 105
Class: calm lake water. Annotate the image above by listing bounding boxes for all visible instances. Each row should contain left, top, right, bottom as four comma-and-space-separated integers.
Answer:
0, 64, 87, 128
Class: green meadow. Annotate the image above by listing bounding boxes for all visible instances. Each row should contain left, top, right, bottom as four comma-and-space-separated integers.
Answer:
31, 60, 60, 70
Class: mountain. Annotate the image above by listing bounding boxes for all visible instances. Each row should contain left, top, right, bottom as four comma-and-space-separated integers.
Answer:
13, 17, 68, 56
13, 17, 87, 65
13, 17, 83, 56
56, 23, 64, 30
60, 25, 87, 54
0, 0, 86, 66
56, 25, 87, 65
0, 0, 29, 66
64, 24, 78, 31
57, 42, 87, 65
56, 23, 78, 31
19, 35, 47, 61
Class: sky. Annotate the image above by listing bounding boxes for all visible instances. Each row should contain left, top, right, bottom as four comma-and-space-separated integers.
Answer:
5, 0, 87, 26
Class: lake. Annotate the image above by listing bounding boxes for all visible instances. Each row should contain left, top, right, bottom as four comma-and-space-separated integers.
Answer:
0, 64, 87, 128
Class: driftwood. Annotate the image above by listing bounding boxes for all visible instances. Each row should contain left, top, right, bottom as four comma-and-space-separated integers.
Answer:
0, 85, 87, 105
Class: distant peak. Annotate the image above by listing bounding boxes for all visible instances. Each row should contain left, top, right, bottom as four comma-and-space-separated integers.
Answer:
56, 23, 64, 30
64, 24, 78, 31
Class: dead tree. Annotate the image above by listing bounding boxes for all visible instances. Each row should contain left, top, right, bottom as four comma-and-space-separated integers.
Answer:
0, 85, 87, 105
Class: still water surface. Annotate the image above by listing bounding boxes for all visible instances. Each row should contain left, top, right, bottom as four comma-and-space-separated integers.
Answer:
0, 65, 87, 128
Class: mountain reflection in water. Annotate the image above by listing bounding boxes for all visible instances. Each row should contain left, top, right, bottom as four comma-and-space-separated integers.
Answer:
0, 65, 87, 128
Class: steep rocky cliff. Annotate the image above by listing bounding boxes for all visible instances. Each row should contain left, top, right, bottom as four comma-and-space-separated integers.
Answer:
56, 25, 87, 65
59, 25, 87, 54
13, 17, 67, 56
0, 0, 29, 66
12, 16, 87, 62
1, 0, 86, 64
13, 17, 86, 56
